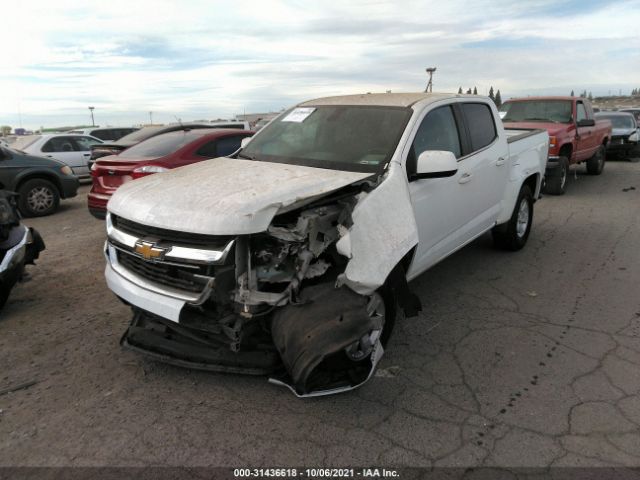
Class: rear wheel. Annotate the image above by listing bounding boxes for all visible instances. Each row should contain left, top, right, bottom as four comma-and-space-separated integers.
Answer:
18, 179, 60, 217
492, 185, 534, 251
586, 145, 606, 175
544, 157, 568, 195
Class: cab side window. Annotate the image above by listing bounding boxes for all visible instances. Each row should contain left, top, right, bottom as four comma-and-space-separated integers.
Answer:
73, 137, 101, 151
42, 137, 75, 152
407, 106, 461, 178
461, 103, 497, 151
216, 136, 245, 156
576, 102, 587, 122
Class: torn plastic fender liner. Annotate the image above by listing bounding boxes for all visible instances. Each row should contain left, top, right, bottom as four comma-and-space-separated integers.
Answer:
337, 163, 419, 295
270, 283, 383, 396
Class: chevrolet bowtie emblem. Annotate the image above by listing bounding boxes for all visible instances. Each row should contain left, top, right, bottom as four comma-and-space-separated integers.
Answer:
134, 241, 167, 260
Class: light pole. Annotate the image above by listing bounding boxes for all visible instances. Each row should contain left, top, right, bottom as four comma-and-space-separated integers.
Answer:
425, 67, 437, 93
149, 111, 153, 125
88, 106, 95, 126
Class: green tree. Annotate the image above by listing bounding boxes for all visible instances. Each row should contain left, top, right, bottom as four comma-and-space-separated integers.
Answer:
473, 86, 478, 95
489, 86, 495, 101
495, 90, 502, 107
588, 91, 593, 101
466, 88, 472, 94
570, 90, 575, 96
458, 87, 463, 94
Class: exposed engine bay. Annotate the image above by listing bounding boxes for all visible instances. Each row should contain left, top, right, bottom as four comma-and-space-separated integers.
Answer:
114, 181, 419, 397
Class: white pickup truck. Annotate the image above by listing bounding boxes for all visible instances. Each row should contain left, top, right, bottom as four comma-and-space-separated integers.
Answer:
104, 93, 548, 397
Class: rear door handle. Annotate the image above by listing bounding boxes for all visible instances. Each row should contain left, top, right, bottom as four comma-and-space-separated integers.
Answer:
458, 173, 473, 184
496, 157, 506, 166
83, 153, 90, 156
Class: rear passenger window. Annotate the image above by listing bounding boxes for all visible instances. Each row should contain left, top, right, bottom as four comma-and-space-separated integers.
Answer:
461, 103, 497, 151
216, 136, 244, 156
42, 137, 75, 152
196, 141, 218, 158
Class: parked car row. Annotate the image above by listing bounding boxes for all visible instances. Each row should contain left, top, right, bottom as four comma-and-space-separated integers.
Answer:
88, 128, 253, 218
2, 91, 637, 399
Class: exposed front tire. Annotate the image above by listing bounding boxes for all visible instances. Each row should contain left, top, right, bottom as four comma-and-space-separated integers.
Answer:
543, 156, 568, 195
18, 179, 60, 217
586, 145, 606, 175
492, 185, 533, 251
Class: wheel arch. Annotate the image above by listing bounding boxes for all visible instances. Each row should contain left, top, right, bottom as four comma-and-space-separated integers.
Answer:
15, 172, 63, 196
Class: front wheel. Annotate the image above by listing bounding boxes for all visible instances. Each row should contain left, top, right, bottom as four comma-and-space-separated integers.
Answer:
18, 179, 60, 217
586, 145, 606, 175
492, 185, 534, 251
543, 156, 568, 195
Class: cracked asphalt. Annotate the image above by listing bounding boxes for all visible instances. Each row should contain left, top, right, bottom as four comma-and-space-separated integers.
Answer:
1, 159, 639, 468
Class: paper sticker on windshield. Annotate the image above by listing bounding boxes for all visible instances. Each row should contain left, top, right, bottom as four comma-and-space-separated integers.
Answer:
282, 107, 316, 123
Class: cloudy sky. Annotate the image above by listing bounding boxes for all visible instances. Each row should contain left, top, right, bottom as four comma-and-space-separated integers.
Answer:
2, 0, 639, 129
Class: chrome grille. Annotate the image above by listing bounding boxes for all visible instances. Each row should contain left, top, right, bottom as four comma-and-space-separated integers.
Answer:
116, 249, 211, 294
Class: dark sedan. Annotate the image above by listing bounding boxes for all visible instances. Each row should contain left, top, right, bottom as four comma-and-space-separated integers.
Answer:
0, 146, 79, 217
595, 112, 639, 160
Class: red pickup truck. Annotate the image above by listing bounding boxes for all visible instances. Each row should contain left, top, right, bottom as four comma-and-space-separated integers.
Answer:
500, 96, 611, 195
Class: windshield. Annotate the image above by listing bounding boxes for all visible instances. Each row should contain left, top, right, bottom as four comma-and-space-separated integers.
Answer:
500, 100, 573, 123
11, 135, 41, 150
118, 130, 207, 159
597, 115, 636, 129
241, 105, 412, 172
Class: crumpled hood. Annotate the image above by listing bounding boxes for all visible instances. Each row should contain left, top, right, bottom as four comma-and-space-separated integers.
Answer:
107, 157, 373, 235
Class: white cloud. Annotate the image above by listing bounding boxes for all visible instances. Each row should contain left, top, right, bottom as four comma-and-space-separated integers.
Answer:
1, 0, 639, 128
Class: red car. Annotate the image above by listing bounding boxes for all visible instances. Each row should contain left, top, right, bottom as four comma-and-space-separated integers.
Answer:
88, 128, 253, 218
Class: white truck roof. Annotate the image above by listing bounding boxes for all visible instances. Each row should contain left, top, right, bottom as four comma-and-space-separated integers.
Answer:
299, 92, 473, 108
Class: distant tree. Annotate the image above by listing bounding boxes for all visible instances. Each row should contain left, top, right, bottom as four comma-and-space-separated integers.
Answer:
466, 88, 472, 94
495, 90, 502, 107
473, 86, 478, 95
581, 90, 587, 98
570, 90, 575, 96
458, 87, 463, 94
588, 91, 593, 101
0, 126, 10, 136
489, 86, 495, 101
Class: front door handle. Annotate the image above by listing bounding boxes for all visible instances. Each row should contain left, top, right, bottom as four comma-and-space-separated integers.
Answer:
458, 173, 473, 184
496, 157, 506, 166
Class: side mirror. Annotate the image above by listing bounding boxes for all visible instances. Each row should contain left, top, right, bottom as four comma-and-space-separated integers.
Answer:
577, 119, 595, 127
240, 137, 251, 149
413, 150, 458, 180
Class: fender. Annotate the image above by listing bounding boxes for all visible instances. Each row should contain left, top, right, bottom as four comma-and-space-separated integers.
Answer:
336, 162, 419, 295
496, 138, 546, 225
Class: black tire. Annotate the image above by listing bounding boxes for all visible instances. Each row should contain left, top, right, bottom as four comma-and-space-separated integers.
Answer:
543, 156, 568, 195
492, 185, 534, 251
586, 145, 605, 175
18, 179, 60, 217
378, 284, 397, 347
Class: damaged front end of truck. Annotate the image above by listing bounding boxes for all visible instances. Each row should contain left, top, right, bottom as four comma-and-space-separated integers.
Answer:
106, 101, 422, 396
106, 162, 419, 397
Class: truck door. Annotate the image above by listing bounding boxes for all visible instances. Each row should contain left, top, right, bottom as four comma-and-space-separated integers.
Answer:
407, 102, 502, 275
458, 102, 509, 225
575, 101, 596, 161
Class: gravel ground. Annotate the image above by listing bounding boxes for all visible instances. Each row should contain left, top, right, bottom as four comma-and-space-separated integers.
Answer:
1, 160, 639, 468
